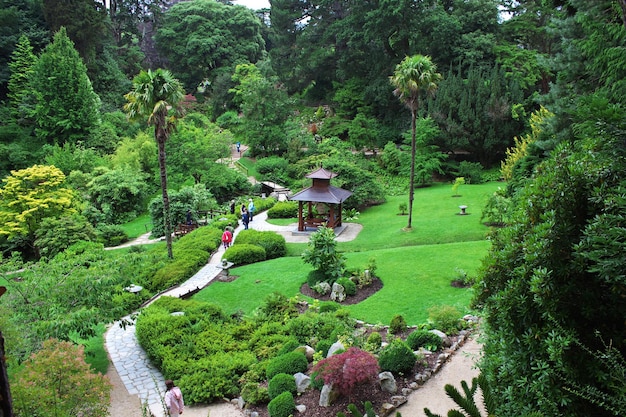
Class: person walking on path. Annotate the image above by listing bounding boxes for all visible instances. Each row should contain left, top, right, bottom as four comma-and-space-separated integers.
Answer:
221, 228, 233, 248
241, 208, 249, 230
248, 198, 255, 221
164, 379, 184, 415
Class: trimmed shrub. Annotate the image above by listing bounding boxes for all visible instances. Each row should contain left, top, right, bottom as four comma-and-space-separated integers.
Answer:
336, 277, 356, 296
266, 351, 308, 380
175, 226, 222, 253
267, 391, 295, 417
96, 224, 129, 246
406, 330, 443, 351
389, 314, 407, 335
312, 347, 379, 396
286, 312, 352, 346
223, 243, 266, 265
267, 201, 298, 219
428, 305, 463, 335
318, 301, 341, 313
276, 339, 301, 356
365, 332, 382, 351
315, 339, 333, 357
241, 382, 269, 405
151, 249, 208, 289
378, 339, 417, 375
268, 373, 297, 400
234, 229, 286, 259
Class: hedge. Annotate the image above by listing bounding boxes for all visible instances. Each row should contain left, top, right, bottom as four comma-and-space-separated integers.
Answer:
234, 229, 286, 259
223, 244, 266, 265
267, 201, 298, 219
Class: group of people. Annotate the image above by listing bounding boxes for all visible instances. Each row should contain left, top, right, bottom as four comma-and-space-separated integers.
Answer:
221, 198, 256, 249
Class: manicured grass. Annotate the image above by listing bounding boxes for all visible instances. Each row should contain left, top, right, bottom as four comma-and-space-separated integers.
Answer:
194, 182, 502, 326
237, 157, 261, 180
266, 218, 298, 226
119, 213, 153, 239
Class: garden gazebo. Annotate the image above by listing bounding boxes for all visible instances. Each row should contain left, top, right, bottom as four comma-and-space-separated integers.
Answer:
289, 167, 352, 231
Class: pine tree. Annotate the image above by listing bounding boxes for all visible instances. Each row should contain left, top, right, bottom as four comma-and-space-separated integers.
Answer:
31, 27, 100, 146
7, 35, 37, 123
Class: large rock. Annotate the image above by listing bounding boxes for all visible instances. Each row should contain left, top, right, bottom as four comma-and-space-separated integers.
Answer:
327, 340, 345, 357
379, 371, 397, 393
330, 282, 346, 302
294, 372, 311, 393
319, 383, 338, 406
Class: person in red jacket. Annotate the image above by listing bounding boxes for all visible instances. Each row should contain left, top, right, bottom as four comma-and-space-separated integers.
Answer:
221, 228, 233, 248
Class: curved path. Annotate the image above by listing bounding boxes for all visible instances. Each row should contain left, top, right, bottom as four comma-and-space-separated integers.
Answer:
105, 211, 363, 416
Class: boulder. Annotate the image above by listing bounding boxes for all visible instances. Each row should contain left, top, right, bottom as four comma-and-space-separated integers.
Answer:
330, 282, 346, 302
379, 371, 397, 393
327, 340, 345, 357
294, 372, 311, 393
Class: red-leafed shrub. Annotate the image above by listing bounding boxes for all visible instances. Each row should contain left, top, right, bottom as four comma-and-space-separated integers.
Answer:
312, 347, 379, 396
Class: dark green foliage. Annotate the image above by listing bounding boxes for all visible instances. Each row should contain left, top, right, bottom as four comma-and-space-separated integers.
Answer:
276, 339, 301, 356
406, 330, 443, 352
95, 224, 129, 247
268, 373, 297, 400
455, 161, 484, 184
256, 292, 299, 322
234, 229, 286, 259
306, 269, 327, 288
378, 339, 417, 375
155, 0, 265, 90
336, 277, 356, 296
265, 351, 308, 380
302, 227, 346, 282
474, 98, 626, 416
389, 314, 407, 335
223, 243, 266, 265
267, 391, 295, 417
267, 201, 298, 219
31, 27, 100, 146
424, 374, 497, 417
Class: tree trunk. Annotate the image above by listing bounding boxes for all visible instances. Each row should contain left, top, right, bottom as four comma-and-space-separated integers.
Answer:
157, 127, 173, 259
407, 109, 417, 229
0, 329, 13, 417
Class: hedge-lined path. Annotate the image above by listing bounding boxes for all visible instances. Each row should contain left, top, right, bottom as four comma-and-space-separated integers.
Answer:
105, 210, 363, 416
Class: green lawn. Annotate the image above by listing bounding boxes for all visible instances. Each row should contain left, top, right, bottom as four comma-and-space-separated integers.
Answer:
194, 182, 502, 325
119, 213, 153, 239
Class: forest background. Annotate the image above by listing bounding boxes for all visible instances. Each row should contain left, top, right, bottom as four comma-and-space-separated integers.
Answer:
0, 0, 625, 416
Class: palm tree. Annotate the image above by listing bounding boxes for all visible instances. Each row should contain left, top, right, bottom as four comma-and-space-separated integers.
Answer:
124, 69, 185, 259
390, 55, 441, 229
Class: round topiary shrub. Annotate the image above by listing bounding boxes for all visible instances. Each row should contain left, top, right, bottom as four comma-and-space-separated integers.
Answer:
406, 329, 443, 351
318, 301, 341, 313
389, 314, 407, 335
276, 339, 301, 356
268, 373, 297, 400
378, 339, 417, 375
234, 229, 286, 259
240, 382, 269, 405
267, 201, 298, 219
266, 351, 308, 380
267, 391, 295, 417
336, 277, 356, 296
367, 331, 382, 347
223, 243, 266, 265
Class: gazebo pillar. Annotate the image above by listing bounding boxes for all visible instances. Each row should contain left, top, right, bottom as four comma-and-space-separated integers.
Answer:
298, 201, 304, 231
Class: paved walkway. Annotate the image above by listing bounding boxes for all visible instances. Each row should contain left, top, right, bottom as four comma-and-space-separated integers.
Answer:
105, 210, 363, 416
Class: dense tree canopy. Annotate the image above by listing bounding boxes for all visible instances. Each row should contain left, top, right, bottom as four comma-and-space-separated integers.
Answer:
155, 0, 266, 90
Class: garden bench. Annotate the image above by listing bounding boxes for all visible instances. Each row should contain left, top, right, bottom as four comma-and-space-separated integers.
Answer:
304, 218, 326, 230
174, 223, 198, 237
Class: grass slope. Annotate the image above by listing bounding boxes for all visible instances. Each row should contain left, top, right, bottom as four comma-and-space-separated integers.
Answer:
194, 182, 502, 325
